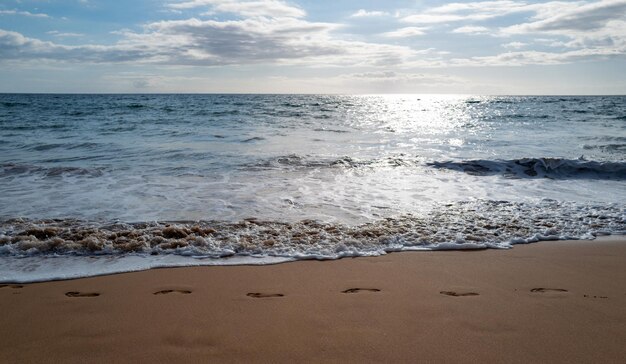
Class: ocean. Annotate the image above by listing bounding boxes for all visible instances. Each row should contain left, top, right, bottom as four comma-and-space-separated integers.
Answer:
1, 94, 624, 282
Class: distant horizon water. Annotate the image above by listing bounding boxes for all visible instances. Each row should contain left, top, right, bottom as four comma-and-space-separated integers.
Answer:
2, 93, 626, 96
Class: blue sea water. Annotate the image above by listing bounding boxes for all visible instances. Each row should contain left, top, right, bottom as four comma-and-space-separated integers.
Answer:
0, 94, 624, 281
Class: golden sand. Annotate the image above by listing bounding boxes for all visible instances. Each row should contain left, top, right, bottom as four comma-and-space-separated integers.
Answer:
1, 237, 625, 363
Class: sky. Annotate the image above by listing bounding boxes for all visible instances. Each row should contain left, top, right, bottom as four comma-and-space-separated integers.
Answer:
0, 0, 625, 94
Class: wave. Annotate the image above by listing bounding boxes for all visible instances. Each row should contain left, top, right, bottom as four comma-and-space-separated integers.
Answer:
0, 201, 622, 262
126, 103, 147, 109
28, 143, 66, 152
427, 158, 626, 180
1, 200, 623, 283
246, 155, 626, 180
581, 136, 626, 143
64, 110, 95, 117
244, 154, 420, 170
0, 163, 105, 178
241, 136, 266, 143
0, 200, 626, 259
313, 128, 350, 133
1, 101, 28, 108
21, 142, 103, 152
583, 144, 626, 153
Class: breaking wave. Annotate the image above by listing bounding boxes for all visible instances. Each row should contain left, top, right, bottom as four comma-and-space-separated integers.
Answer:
427, 158, 626, 180
1, 200, 623, 259
0, 163, 105, 178
244, 154, 420, 170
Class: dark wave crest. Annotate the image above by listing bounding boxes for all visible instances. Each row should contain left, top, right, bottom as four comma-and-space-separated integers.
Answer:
427, 158, 626, 180
0, 163, 105, 178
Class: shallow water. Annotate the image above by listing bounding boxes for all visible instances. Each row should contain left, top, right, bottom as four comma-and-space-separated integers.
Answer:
0, 94, 624, 281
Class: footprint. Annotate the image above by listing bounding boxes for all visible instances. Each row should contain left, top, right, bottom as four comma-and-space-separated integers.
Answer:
440, 291, 479, 297
342, 288, 381, 294
153, 289, 192, 295
530, 288, 568, 293
0, 285, 23, 289
65, 291, 100, 297
246, 292, 284, 298
584, 294, 608, 299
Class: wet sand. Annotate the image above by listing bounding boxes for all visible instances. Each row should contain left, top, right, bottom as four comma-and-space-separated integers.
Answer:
1, 237, 625, 363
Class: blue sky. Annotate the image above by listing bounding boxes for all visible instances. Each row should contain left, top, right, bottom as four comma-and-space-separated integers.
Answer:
0, 0, 625, 94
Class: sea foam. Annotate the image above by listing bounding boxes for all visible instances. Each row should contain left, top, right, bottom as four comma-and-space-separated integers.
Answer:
1, 200, 623, 282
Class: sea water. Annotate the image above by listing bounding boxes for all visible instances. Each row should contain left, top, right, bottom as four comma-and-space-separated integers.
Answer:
0, 94, 624, 282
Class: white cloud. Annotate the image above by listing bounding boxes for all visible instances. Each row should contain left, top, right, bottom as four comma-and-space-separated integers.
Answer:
1, 0, 624, 72
343, 71, 464, 84
502, 41, 527, 49
501, 0, 626, 34
0, 12, 420, 68
0, 29, 160, 63
451, 26, 489, 34
400, 0, 624, 28
452, 47, 625, 66
350, 9, 389, 18
381, 27, 427, 38
400, 1, 626, 65
498, 1, 626, 54
47, 31, 83, 38
328, 71, 469, 93
401, 14, 469, 24
166, 0, 306, 18
402, 1, 532, 24
0, 9, 50, 18
401, 0, 626, 39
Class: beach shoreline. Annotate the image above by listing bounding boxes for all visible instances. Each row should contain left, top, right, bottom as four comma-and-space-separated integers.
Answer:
1, 237, 625, 363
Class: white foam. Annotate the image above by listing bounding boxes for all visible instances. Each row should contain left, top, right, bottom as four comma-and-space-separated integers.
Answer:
2, 233, 624, 283
0, 254, 294, 283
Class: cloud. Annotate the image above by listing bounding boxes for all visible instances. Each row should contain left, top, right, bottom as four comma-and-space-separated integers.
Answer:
452, 47, 625, 66
350, 9, 389, 18
498, 1, 626, 52
401, 1, 531, 24
400, 1, 626, 64
330, 71, 470, 93
0, 13, 419, 68
343, 71, 463, 84
0, 9, 50, 18
0, 29, 159, 63
401, 14, 470, 24
1, 0, 624, 71
502, 41, 527, 49
47, 31, 83, 38
400, 0, 625, 29
333, 71, 468, 94
401, 0, 626, 37
166, 0, 306, 18
451, 26, 489, 34
381, 27, 427, 38
501, 0, 626, 34
132, 17, 344, 64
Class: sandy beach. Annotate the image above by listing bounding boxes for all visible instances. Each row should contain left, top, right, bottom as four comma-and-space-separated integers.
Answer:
1, 237, 625, 363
